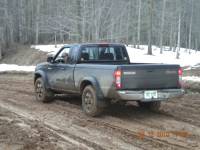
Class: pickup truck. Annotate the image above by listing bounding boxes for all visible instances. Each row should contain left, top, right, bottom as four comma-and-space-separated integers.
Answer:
34, 43, 184, 116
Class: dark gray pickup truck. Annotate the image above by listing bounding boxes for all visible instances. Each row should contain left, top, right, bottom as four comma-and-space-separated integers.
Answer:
34, 43, 184, 116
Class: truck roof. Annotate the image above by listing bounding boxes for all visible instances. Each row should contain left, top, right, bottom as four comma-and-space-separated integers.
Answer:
63, 43, 125, 48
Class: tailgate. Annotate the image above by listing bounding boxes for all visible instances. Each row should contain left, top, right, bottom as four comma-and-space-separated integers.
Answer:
120, 64, 180, 90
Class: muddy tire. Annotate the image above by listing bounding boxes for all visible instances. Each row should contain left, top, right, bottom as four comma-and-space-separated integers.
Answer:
34, 78, 54, 103
138, 101, 161, 111
82, 85, 103, 117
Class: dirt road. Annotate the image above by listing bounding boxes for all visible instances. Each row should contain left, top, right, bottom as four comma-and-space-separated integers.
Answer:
0, 73, 200, 150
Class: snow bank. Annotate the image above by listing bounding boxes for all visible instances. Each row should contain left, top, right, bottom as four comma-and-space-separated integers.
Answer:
0, 64, 35, 72
126, 45, 200, 68
182, 76, 200, 83
31, 44, 64, 54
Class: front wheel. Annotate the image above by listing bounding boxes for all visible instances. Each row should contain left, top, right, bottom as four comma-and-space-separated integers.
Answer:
35, 78, 54, 103
138, 101, 161, 111
82, 85, 104, 117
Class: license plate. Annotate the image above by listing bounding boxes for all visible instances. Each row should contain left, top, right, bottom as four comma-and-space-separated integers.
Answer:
144, 91, 158, 99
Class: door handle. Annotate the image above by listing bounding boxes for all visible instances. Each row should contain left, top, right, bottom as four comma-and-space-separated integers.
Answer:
60, 68, 65, 70
48, 67, 52, 70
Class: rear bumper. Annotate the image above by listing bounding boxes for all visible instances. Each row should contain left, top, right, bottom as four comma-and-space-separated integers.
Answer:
117, 89, 184, 102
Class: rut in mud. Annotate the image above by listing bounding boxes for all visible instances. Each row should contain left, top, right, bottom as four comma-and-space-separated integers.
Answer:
0, 73, 200, 150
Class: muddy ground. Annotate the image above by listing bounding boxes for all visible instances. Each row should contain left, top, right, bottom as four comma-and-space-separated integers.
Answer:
0, 73, 199, 150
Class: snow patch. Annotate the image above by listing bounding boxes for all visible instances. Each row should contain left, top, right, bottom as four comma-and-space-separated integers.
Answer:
184, 64, 200, 71
0, 64, 35, 72
31, 44, 64, 54
182, 76, 200, 82
126, 45, 200, 67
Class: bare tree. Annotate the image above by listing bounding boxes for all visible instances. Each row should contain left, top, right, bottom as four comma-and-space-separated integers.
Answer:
188, 0, 194, 53
0, 27, 2, 59
0, 0, 199, 53
176, 10, 182, 59
0, 27, 3, 60
137, 0, 141, 49
159, 0, 166, 54
148, 0, 153, 55
126, 1, 131, 44
0, 28, 3, 60
0, 44, 1, 60
3, 0, 14, 46
81, 0, 86, 43
35, 0, 40, 44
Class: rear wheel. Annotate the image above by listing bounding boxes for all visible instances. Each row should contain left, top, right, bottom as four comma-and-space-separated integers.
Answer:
35, 78, 54, 103
82, 85, 103, 117
138, 101, 161, 111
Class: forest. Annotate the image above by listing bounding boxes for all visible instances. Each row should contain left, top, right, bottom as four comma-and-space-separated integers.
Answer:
0, 0, 200, 58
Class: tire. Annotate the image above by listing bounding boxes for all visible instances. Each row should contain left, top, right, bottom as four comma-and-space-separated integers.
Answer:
34, 77, 54, 103
138, 101, 161, 111
82, 85, 103, 117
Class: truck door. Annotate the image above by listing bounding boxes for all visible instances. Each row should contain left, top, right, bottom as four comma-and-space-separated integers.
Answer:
47, 47, 72, 91
60, 45, 80, 92
53, 63, 75, 92
49, 45, 79, 92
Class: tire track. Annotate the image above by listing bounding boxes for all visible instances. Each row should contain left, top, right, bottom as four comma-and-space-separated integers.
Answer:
0, 90, 194, 150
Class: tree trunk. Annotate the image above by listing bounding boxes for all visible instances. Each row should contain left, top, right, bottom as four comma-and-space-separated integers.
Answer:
126, 1, 131, 44
137, 0, 141, 49
82, 0, 86, 43
148, 0, 153, 55
0, 27, 3, 59
169, 23, 173, 51
59, 28, 64, 43
119, 18, 122, 43
19, 0, 24, 43
159, 0, 166, 54
35, 0, 40, 44
4, 0, 14, 46
0, 44, 2, 60
195, 38, 197, 53
76, 0, 82, 42
54, 31, 57, 48
173, 33, 177, 52
188, 0, 194, 54
176, 11, 181, 59
110, 18, 114, 42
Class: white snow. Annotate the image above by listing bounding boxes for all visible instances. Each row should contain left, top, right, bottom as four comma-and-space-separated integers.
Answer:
31, 44, 64, 55
0, 64, 35, 72
184, 64, 200, 71
126, 45, 200, 68
182, 76, 200, 82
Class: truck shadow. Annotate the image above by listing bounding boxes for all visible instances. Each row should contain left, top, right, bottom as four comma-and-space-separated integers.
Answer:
54, 94, 159, 119
54, 94, 82, 106
105, 103, 161, 120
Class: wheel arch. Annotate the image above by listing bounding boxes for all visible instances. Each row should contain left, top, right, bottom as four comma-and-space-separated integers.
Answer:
79, 77, 104, 99
34, 73, 42, 83
80, 80, 93, 94
34, 71, 50, 88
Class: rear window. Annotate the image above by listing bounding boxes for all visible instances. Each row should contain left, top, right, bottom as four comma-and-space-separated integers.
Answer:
80, 46, 128, 61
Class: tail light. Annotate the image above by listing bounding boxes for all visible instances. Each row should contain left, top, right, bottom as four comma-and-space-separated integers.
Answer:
178, 68, 183, 76
114, 69, 122, 89
178, 67, 183, 87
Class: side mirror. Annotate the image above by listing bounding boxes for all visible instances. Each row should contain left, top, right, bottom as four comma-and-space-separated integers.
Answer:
47, 56, 54, 63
